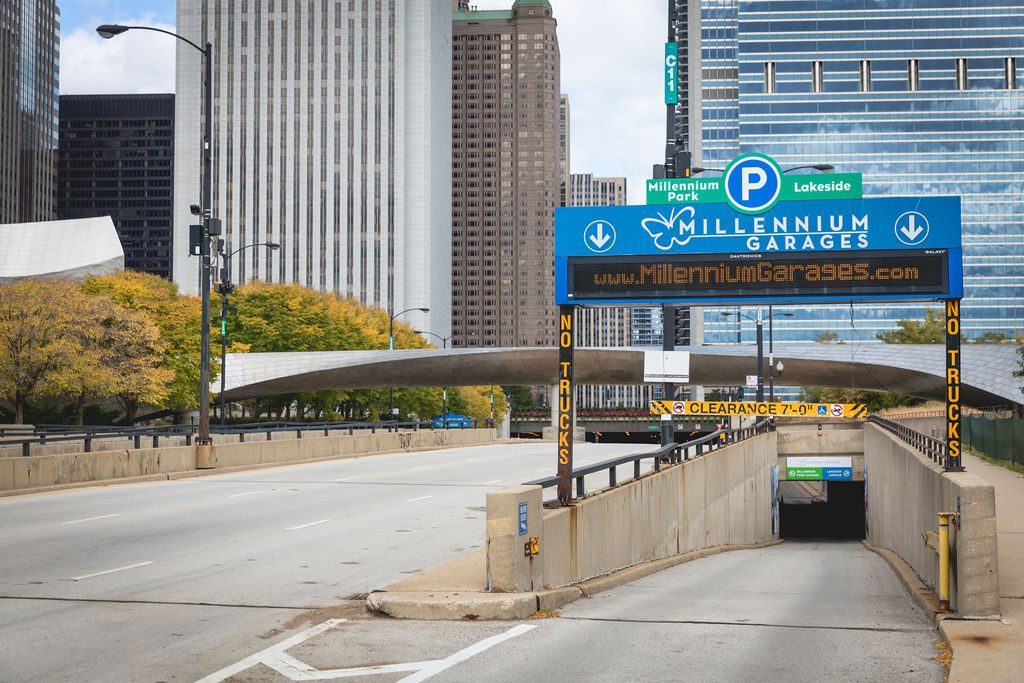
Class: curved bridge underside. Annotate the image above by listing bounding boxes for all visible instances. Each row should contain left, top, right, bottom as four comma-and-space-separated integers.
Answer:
221, 344, 1023, 409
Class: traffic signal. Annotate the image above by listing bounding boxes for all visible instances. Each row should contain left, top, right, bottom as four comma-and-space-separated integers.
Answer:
674, 307, 691, 346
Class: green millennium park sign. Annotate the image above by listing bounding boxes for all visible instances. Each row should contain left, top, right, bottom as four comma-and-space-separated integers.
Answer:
647, 153, 862, 212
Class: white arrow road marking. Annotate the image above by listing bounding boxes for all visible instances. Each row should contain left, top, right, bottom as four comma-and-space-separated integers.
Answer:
194, 619, 347, 683
71, 561, 154, 581
62, 514, 120, 525
397, 624, 537, 682
588, 222, 611, 248
900, 214, 924, 241
334, 476, 360, 482
286, 519, 331, 531
405, 495, 435, 503
195, 620, 536, 683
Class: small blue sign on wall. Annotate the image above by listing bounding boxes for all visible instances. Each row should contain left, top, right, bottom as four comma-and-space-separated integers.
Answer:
519, 501, 528, 536
822, 467, 853, 481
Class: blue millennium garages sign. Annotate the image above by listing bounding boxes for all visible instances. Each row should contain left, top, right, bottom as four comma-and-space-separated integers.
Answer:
555, 196, 963, 306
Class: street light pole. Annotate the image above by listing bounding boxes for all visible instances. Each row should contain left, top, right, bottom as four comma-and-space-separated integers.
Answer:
415, 330, 451, 424
387, 307, 430, 420
198, 38, 214, 444
97, 24, 215, 444
755, 306, 764, 403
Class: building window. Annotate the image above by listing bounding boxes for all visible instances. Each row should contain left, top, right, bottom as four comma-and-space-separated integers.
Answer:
908, 59, 920, 91
811, 61, 824, 93
859, 60, 871, 92
1006, 57, 1017, 89
955, 58, 968, 90
764, 62, 776, 94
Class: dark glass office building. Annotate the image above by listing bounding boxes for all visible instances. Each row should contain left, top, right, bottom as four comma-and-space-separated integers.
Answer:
0, 0, 60, 223
57, 94, 174, 279
698, 0, 1024, 344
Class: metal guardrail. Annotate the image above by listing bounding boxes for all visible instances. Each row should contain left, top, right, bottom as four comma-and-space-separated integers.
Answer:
0, 418, 495, 457
866, 415, 949, 467
524, 420, 776, 499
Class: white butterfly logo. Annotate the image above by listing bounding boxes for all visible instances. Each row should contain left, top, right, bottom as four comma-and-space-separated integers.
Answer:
640, 206, 696, 250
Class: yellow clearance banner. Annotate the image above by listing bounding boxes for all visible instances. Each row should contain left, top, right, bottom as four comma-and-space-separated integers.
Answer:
650, 401, 868, 418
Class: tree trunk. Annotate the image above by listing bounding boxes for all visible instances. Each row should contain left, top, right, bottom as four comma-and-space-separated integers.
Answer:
15, 394, 24, 424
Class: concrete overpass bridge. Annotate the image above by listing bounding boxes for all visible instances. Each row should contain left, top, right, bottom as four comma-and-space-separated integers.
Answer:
220, 343, 1023, 409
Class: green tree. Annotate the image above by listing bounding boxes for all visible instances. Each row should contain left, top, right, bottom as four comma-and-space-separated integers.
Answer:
877, 308, 945, 344
82, 271, 208, 415
0, 281, 95, 423
1015, 341, 1024, 397
502, 385, 537, 413
801, 386, 922, 413
970, 331, 1010, 344
815, 330, 842, 344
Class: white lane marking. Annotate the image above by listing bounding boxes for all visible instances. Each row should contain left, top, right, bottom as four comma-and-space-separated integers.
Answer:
397, 624, 537, 682
286, 519, 331, 531
194, 620, 535, 683
405, 495, 435, 503
71, 561, 154, 581
227, 490, 270, 498
194, 619, 347, 683
62, 513, 120, 525
334, 476, 361, 482
482, 479, 503, 485
409, 465, 429, 471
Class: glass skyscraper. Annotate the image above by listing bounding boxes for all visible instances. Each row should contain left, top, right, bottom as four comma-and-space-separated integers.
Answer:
696, 0, 1024, 345
0, 0, 60, 224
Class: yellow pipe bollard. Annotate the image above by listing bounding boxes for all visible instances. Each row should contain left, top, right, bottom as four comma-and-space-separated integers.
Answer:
938, 512, 957, 611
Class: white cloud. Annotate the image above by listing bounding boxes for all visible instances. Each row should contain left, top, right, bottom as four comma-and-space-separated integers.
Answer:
60, 17, 177, 95
470, 0, 666, 203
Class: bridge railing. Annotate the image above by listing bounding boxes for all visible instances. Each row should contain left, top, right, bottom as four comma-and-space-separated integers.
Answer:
524, 420, 776, 499
0, 419, 494, 457
866, 415, 949, 467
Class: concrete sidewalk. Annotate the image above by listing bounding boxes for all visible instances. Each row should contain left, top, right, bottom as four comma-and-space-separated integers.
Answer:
938, 452, 1024, 683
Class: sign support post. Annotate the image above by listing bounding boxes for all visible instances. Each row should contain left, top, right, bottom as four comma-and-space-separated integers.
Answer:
557, 306, 575, 506
945, 299, 963, 471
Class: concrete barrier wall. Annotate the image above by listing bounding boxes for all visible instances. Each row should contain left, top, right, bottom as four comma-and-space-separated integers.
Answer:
865, 424, 999, 617
487, 433, 777, 592
777, 428, 864, 456
0, 429, 497, 494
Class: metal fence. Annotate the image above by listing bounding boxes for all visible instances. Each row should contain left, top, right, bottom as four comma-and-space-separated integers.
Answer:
524, 420, 776, 499
867, 415, 948, 466
0, 418, 495, 457
965, 414, 1024, 466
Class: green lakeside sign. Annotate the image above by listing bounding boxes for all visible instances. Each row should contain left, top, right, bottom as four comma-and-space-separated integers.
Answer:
647, 173, 862, 207
664, 42, 678, 105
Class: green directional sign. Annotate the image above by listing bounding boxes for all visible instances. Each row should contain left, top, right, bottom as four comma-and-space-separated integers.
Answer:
787, 467, 824, 481
647, 173, 862, 207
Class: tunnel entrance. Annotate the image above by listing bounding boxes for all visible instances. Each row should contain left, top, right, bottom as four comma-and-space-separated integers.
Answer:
780, 480, 865, 540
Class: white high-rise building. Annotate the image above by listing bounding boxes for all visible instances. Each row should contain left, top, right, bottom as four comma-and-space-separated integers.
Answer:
174, 0, 452, 335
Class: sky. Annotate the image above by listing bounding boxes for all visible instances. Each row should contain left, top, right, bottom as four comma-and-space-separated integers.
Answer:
58, 0, 666, 203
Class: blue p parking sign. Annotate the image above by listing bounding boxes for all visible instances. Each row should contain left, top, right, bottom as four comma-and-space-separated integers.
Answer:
724, 154, 782, 214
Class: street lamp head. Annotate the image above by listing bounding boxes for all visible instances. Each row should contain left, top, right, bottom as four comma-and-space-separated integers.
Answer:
266, 242, 281, 250
776, 361, 785, 375
781, 312, 795, 318
96, 24, 129, 39
812, 164, 835, 172
417, 307, 430, 313
691, 167, 724, 175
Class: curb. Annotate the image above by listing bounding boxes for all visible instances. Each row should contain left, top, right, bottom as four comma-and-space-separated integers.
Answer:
861, 539, 946, 623
368, 539, 783, 621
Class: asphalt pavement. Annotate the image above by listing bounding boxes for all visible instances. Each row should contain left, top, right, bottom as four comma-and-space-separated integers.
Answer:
0, 441, 652, 682
197, 541, 944, 682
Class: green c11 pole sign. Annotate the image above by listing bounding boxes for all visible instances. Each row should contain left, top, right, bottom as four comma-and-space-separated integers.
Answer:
664, 42, 678, 105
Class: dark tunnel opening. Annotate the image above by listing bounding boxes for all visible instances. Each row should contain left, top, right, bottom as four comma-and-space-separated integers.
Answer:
780, 481, 865, 540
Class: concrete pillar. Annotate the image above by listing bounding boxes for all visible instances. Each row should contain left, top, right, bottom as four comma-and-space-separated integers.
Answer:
486, 485, 544, 592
